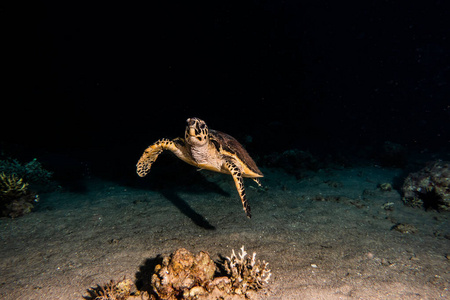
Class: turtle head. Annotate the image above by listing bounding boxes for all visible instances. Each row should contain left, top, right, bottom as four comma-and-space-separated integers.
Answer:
185, 117, 209, 146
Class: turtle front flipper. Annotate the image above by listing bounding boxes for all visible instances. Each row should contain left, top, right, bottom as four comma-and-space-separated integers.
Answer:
136, 138, 194, 177
225, 158, 251, 218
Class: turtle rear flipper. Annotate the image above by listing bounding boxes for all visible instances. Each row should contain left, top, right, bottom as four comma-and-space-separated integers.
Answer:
225, 158, 251, 218
136, 138, 194, 177
253, 178, 262, 187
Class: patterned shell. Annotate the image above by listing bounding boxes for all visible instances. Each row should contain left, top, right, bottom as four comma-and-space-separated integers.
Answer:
209, 130, 263, 177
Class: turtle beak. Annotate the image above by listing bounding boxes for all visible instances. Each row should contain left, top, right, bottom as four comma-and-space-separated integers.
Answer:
187, 118, 200, 136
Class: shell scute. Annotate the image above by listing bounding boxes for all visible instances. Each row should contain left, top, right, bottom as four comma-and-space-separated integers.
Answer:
209, 130, 263, 177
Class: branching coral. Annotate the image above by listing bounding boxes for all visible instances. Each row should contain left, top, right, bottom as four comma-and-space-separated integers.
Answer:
0, 173, 38, 218
0, 172, 28, 195
224, 246, 271, 294
86, 277, 135, 300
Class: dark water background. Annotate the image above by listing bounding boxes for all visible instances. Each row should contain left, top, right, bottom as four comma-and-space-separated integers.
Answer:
3, 1, 449, 182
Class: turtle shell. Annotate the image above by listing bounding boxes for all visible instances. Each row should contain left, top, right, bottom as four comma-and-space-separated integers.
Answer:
209, 129, 263, 178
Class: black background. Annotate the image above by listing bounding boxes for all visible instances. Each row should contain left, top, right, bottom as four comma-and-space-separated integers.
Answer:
3, 1, 449, 180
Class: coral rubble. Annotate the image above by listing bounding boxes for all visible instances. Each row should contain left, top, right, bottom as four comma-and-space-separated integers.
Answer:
402, 160, 450, 211
0, 173, 38, 218
150, 247, 270, 299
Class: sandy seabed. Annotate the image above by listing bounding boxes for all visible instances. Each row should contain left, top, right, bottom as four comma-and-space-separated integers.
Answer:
1, 165, 449, 299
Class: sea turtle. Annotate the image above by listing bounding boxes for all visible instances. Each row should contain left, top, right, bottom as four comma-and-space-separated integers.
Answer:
136, 117, 263, 218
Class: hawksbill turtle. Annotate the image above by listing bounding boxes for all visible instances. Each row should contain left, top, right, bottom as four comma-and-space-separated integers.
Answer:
136, 117, 263, 218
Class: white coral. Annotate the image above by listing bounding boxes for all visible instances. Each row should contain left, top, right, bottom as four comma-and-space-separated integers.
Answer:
224, 246, 271, 293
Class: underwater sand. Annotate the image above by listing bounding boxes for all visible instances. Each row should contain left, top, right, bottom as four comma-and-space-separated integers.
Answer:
0, 165, 449, 299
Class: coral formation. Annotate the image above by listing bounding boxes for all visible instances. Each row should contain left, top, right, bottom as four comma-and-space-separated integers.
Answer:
149, 247, 270, 300
86, 247, 271, 299
0, 173, 38, 218
0, 158, 52, 187
150, 248, 216, 299
0, 173, 28, 194
0, 157, 54, 217
224, 246, 271, 295
86, 277, 136, 300
402, 160, 450, 211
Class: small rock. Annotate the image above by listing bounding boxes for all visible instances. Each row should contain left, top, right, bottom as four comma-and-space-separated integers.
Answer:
381, 258, 393, 266
379, 183, 393, 191
392, 223, 418, 234
409, 253, 419, 261
381, 202, 395, 211
109, 238, 120, 244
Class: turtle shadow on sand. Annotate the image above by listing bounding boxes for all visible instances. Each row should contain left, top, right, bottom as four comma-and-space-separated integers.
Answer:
160, 189, 216, 230
139, 161, 229, 230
